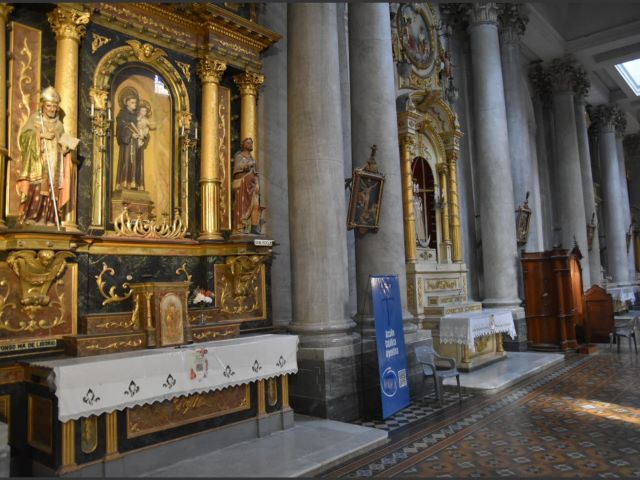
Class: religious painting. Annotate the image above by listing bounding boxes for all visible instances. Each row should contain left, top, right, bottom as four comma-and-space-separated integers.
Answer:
157, 293, 185, 347
347, 169, 385, 232
110, 67, 173, 222
6, 22, 41, 219
397, 4, 434, 71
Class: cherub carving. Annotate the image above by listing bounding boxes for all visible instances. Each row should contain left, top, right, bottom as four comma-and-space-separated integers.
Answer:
7, 250, 74, 307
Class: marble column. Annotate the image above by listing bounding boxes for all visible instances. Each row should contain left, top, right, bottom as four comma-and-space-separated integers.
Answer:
466, 3, 521, 309
288, 3, 355, 347
592, 105, 630, 283
547, 58, 590, 287
348, 3, 415, 330
573, 70, 602, 285
624, 134, 640, 275
48, 5, 90, 232
499, 5, 541, 252
614, 110, 636, 281
196, 57, 226, 241
287, 3, 358, 421
0, 5, 13, 229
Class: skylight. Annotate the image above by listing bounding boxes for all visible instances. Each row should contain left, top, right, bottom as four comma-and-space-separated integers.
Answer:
615, 59, 640, 96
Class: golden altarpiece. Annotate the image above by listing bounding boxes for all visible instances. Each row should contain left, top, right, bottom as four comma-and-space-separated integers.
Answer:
392, 3, 506, 371
0, 4, 293, 475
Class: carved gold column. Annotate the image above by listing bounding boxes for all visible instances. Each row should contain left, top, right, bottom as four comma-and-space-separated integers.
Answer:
0, 5, 13, 229
233, 72, 264, 157
48, 5, 89, 232
400, 134, 417, 263
197, 57, 226, 241
448, 152, 462, 262
437, 163, 451, 253
105, 411, 118, 460
60, 420, 76, 472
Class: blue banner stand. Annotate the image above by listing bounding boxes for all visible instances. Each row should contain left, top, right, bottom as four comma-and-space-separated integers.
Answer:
370, 275, 411, 419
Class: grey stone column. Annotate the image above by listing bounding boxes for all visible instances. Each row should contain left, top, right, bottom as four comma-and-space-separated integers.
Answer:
466, 3, 521, 309
499, 5, 541, 252
624, 134, 640, 277
614, 111, 636, 281
529, 63, 555, 250
258, 3, 291, 328
547, 58, 590, 287
573, 69, 602, 286
287, 3, 355, 347
592, 105, 630, 283
348, 3, 414, 332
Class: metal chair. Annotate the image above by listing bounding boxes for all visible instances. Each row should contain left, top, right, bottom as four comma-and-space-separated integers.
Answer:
610, 315, 638, 354
415, 345, 462, 406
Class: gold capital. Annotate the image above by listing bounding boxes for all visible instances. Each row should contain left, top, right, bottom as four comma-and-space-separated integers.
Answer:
399, 134, 416, 153
48, 6, 90, 42
0, 5, 14, 22
197, 57, 227, 84
233, 72, 265, 96
436, 163, 449, 176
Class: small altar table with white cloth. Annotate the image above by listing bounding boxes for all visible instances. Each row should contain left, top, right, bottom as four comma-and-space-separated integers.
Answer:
435, 309, 516, 371
20, 334, 298, 475
607, 285, 639, 312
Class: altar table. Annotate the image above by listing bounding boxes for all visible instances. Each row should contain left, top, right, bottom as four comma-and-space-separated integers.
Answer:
440, 308, 516, 353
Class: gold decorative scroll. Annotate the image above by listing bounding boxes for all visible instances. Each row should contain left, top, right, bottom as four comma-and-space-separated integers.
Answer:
426, 279, 458, 291
175, 263, 192, 282
96, 262, 133, 306
7, 22, 41, 217
126, 385, 250, 438
214, 256, 267, 318
0, 260, 77, 344
113, 207, 187, 239
175, 60, 191, 82
218, 85, 231, 231
91, 33, 111, 54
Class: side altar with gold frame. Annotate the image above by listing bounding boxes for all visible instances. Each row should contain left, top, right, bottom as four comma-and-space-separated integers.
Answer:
392, 3, 512, 371
0, 3, 293, 476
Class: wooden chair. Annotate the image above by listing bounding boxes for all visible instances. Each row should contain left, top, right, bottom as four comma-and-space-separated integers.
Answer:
415, 345, 462, 406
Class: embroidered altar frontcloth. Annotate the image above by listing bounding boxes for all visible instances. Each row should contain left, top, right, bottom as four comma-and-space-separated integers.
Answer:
439, 309, 516, 353
30, 334, 299, 422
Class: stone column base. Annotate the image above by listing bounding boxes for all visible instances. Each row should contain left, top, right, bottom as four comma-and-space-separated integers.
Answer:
502, 306, 528, 351
290, 329, 433, 421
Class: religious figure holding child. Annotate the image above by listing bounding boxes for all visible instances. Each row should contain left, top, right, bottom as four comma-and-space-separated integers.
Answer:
115, 86, 153, 191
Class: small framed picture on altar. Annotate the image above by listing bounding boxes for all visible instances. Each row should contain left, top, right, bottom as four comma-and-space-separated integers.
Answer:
347, 169, 385, 233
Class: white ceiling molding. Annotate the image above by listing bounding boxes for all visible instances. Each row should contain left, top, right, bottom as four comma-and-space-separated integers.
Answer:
521, 4, 566, 62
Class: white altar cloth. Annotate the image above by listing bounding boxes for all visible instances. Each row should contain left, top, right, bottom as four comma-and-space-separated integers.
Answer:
439, 309, 516, 353
608, 286, 638, 303
30, 334, 299, 422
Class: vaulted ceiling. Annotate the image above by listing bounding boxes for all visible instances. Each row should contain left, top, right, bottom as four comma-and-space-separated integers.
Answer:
522, 2, 640, 132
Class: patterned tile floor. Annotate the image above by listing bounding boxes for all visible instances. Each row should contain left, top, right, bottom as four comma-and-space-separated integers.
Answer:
322, 348, 640, 478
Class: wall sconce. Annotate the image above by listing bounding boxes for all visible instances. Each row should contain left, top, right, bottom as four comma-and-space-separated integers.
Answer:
515, 191, 532, 245
586, 212, 597, 251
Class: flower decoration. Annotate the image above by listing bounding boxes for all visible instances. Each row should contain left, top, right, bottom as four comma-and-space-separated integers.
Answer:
191, 287, 214, 306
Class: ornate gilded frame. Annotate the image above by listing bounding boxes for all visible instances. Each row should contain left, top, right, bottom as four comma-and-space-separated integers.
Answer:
347, 169, 385, 233
90, 40, 191, 233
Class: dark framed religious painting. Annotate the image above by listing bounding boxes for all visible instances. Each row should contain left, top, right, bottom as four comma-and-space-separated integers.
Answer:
347, 169, 385, 232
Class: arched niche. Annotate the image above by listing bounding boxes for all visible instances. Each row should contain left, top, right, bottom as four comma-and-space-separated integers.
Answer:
89, 40, 191, 234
